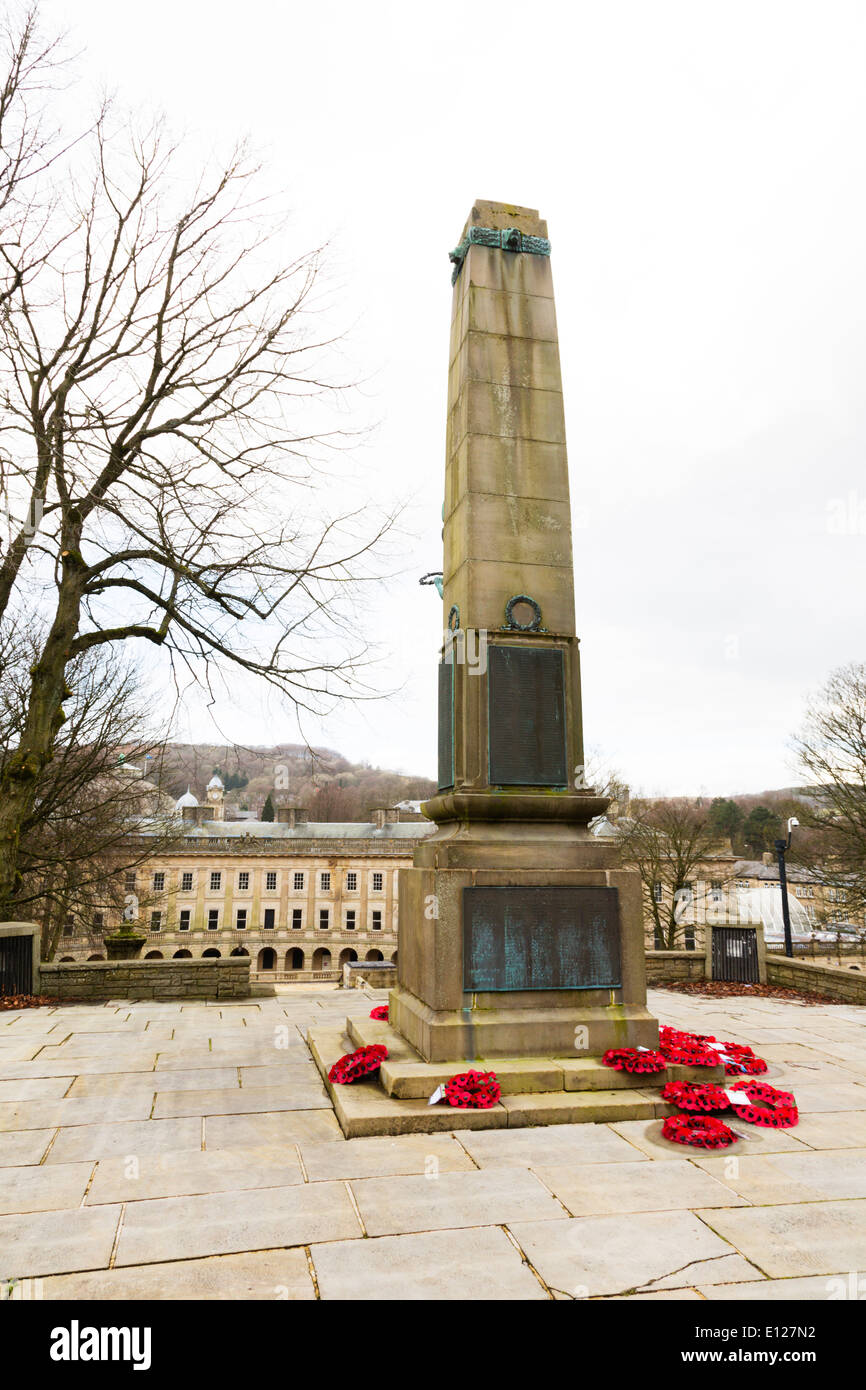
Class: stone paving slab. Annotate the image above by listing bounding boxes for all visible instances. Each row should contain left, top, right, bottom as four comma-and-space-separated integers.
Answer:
0, 1128, 55, 1166
40, 1249, 316, 1300
298, 1134, 475, 1182
114, 1182, 361, 1265
153, 1084, 330, 1119
454, 1123, 648, 1169
692, 1147, 866, 1204
0, 1077, 71, 1103
699, 1273, 861, 1300
0, 1094, 154, 1131
0, 1161, 93, 1215
311, 1226, 548, 1300
0, 1205, 122, 1280
86, 1144, 305, 1204
349, 1167, 566, 1237
204, 1109, 343, 1148
68, 1068, 239, 1096
46, 1117, 202, 1164
696, 1199, 866, 1278
785, 1110, 866, 1149
508, 1210, 739, 1299
533, 1158, 748, 1217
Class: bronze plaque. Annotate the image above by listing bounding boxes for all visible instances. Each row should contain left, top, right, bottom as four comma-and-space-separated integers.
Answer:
437, 659, 454, 790
463, 886, 621, 991
488, 645, 567, 786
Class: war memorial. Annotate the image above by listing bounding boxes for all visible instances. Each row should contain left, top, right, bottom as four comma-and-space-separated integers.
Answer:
309, 201, 729, 1133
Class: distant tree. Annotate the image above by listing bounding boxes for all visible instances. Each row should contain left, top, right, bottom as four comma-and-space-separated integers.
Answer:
708, 797, 744, 846
261, 794, 275, 822
618, 799, 728, 949
742, 806, 781, 855
792, 662, 866, 917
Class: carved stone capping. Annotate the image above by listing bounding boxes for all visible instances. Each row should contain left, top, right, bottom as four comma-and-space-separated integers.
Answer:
449, 225, 552, 284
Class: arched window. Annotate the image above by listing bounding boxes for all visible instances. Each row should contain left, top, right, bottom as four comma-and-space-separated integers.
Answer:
202, 948, 221, 958
339, 947, 358, 966
172, 949, 192, 959
144, 950, 164, 959
365, 949, 383, 962
257, 947, 276, 971
312, 947, 331, 971
286, 948, 304, 970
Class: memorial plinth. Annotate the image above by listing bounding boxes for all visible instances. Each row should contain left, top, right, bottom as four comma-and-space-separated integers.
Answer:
310, 201, 662, 1133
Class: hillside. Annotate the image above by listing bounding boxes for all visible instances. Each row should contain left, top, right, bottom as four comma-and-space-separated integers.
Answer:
133, 742, 436, 822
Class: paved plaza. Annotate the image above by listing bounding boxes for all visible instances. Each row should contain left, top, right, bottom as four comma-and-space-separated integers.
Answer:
0, 985, 864, 1301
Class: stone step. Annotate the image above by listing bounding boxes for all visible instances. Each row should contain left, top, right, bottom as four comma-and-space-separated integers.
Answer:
307, 1025, 671, 1138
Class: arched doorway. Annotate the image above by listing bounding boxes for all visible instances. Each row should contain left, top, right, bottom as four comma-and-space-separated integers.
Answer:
230, 946, 249, 957
257, 947, 276, 971
59, 956, 75, 962
286, 948, 304, 970
202, 948, 221, 958
173, 949, 192, 959
365, 949, 383, 962
391, 951, 398, 965
144, 950, 164, 959
87, 954, 104, 961
312, 947, 331, 971
339, 947, 357, 967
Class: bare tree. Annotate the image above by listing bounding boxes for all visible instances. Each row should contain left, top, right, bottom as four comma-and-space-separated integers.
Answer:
793, 661, 866, 919
0, 10, 393, 914
0, 618, 178, 957
617, 798, 729, 949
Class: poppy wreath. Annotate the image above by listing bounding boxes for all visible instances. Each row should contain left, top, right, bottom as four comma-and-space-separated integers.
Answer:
720, 1053, 769, 1077
443, 1070, 501, 1109
369, 1005, 389, 1021
328, 1044, 388, 1085
660, 1080, 730, 1112
602, 1048, 667, 1075
660, 1041, 725, 1067
661, 1114, 739, 1149
728, 1080, 799, 1129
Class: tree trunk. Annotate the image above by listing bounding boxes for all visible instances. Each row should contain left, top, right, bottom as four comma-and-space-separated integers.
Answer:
0, 544, 84, 917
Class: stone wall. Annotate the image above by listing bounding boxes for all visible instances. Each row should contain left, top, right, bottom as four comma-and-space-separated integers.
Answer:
342, 960, 397, 990
40, 957, 250, 1001
645, 950, 705, 984
765, 955, 866, 1004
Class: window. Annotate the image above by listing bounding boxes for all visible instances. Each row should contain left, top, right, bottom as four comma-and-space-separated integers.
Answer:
93, 912, 105, 929
181, 872, 193, 892
124, 872, 136, 892
153, 872, 165, 892
710, 880, 723, 903
345, 909, 356, 930
238, 871, 250, 892
346, 871, 357, 891
292, 908, 302, 930
150, 911, 162, 932
653, 927, 665, 950
208, 909, 219, 930
236, 908, 247, 930
209, 871, 221, 892
320, 872, 331, 892
319, 908, 329, 930
179, 910, 191, 932
372, 872, 383, 892
63, 915, 74, 937
266, 871, 278, 891
372, 909, 382, 931
684, 925, 696, 951
652, 882, 663, 904
292, 872, 304, 891
263, 908, 275, 930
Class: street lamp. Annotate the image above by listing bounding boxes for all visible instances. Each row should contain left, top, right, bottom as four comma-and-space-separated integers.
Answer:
774, 817, 799, 959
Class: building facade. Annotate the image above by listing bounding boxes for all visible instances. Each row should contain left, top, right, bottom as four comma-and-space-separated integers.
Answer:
58, 778, 432, 979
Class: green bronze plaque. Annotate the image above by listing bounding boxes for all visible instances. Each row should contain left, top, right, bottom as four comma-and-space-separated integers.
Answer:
488, 645, 567, 786
463, 886, 621, 991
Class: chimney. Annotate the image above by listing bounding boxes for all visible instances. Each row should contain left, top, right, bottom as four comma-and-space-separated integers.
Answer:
276, 806, 309, 827
368, 807, 387, 830
762, 851, 775, 867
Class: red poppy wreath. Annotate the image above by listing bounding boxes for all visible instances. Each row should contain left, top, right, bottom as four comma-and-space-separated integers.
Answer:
660, 1080, 730, 1112
602, 1048, 667, 1075
443, 1070, 501, 1109
369, 1005, 389, 1021
727, 1080, 799, 1129
661, 1115, 739, 1149
328, 1044, 388, 1084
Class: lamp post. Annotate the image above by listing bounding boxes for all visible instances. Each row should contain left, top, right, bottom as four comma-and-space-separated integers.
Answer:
774, 817, 800, 959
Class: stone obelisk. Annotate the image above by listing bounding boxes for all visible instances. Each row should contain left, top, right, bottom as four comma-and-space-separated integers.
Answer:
389, 200, 657, 1062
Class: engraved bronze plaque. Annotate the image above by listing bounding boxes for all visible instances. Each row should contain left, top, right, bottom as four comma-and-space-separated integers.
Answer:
488, 645, 567, 787
463, 886, 621, 991
437, 659, 454, 790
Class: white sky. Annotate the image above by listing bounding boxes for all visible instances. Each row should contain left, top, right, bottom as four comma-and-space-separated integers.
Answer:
39, 0, 866, 795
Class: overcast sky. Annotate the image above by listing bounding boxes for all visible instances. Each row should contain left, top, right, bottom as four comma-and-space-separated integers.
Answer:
40, 0, 866, 796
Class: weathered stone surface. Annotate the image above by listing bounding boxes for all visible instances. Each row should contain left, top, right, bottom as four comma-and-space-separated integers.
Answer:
86, 1144, 305, 1204
204, 1109, 343, 1148
312, 1226, 548, 1300
41, 1249, 315, 1300
698, 1200, 866, 1278
533, 1158, 746, 1217
298, 1134, 475, 1182
46, 1117, 202, 1164
0, 1162, 93, 1215
0, 1205, 122, 1280
455, 1123, 644, 1169
350, 1167, 565, 1238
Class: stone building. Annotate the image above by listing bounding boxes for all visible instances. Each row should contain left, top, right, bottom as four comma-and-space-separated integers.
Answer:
58, 778, 433, 979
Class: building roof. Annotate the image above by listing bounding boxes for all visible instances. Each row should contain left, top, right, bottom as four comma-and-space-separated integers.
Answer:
175, 819, 432, 841
206, 775, 224, 791
174, 788, 199, 810
733, 859, 818, 884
